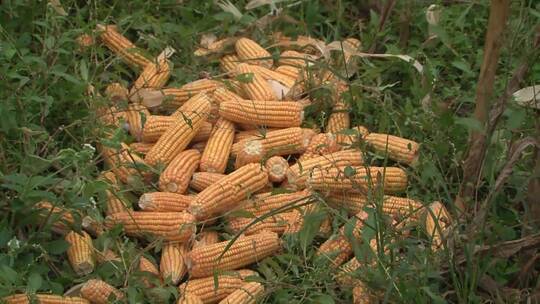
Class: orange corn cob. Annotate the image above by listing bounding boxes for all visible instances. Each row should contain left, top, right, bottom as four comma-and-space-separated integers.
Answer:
200, 118, 235, 173
220, 54, 240, 74
235, 38, 273, 68
235, 63, 276, 101
129, 142, 154, 155
274, 65, 301, 80
233, 128, 280, 144
178, 270, 257, 304
35, 201, 76, 234
298, 133, 340, 162
192, 121, 214, 143
338, 125, 370, 147
218, 99, 303, 128
65, 231, 95, 276
186, 232, 281, 278
189, 172, 226, 192
227, 211, 297, 235
234, 127, 315, 168
1, 294, 90, 304
96, 24, 152, 68
161, 79, 224, 109
160, 244, 187, 285
80, 279, 124, 304
177, 294, 204, 304
100, 170, 127, 215
365, 133, 420, 165
218, 282, 264, 304
326, 100, 351, 146
287, 150, 364, 188
307, 166, 408, 194
139, 256, 161, 287
124, 104, 150, 141
105, 82, 129, 102
233, 190, 311, 218
141, 116, 212, 144
424, 201, 451, 250
104, 211, 196, 243
132, 57, 171, 90
145, 93, 211, 166
193, 230, 220, 249
189, 163, 269, 220
265, 156, 289, 183
279, 50, 315, 68
327, 193, 424, 218
139, 192, 193, 212
101, 142, 151, 184
212, 87, 243, 105
159, 149, 201, 193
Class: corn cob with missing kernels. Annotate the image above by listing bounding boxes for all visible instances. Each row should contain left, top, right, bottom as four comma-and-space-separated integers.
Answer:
235, 38, 273, 68
218, 282, 265, 304
298, 133, 340, 162
218, 100, 303, 128
424, 201, 451, 250
265, 156, 289, 183
178, 270, 257, 304
145, 93, 211, 166
186, 232, 281, 278
159, 149, 201, 193
220, 54, 240, 74
177, 294, 204, 304
234, 63, 277, 101
1, 294, 90, 304
139, 256, 161, 288
35, 201, 76, 234
193, 230, 220, 249
65, 231, 95, 276
80, 279, 124, 304
138, 192, 193, 212
365, 133, 420, 165
160, 244, 187, 285
96, 24, 152, 68
105, 82, 129, 102
189, 172, 226, 191
132, 56, 171, 91
326, 192, 424, 218
200, 118, 235, 173
104, 211, 196, 243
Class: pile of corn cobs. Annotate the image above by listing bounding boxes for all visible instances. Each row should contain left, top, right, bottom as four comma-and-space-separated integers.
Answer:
4, 25, 452, 304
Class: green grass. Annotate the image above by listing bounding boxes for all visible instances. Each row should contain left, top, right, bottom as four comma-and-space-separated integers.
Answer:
1, 0, 539, 303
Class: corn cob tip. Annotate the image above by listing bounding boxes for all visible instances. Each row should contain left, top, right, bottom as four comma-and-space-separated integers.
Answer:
138, 193, 152, 210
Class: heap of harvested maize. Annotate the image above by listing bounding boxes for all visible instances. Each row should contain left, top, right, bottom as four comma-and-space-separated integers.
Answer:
7, 24, 453, 304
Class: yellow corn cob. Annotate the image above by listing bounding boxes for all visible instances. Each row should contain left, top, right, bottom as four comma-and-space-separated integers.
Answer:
105, 82, 129, 102
159, 149, 201, 193
274, 65, 301, 80
193, 230, 220, 249
234, 190, 311, 218
186, 232, 281, 278
65, 231, 95, 276
177, 294, 204, 304
96, 24, 152, 68
307, 166, 408, 194
227, 211, 297, 235
287, 150, 364, 188
424, 201, 451, 250
141, 116, 212, 143
139, 256, 161, 287
219, 99, 303, 128
1, 294, 90, 304
101, 142, 151, 184
124, 104, 150, 141
235, 38, 273, 68
129, 142, 154, 155
218, 282, 264, 304
212, 87, 243, 105
190, 141, 207, 153
189, 172, 226, 192
298, 133, 340, 162
139, 192, 193, 212
234, 127, 315, 168
326, 100, 351, 146
220, 54, 240, 74
338, 125, 370, 147
233, 128, 280, 144
161, 79, 224, 109
365, 133, 420, 165
35, 201, 76, 234
95, 248, 121, 264
189, 163, 269, 220
279, 50, 316, 68
192, 121, 214, 143
264, 156, 289, 183
327, 192, 424, 218
235, 63, 276, 101
100, 170, 127, 215
80, 279, 124, 304
178, 270, 257, 304
160, 244, 188, 285
104, 211, 196, 243
200, 118, 235, 173
145, 93, 211, 166
132, 57, 171, 90
77, 33, 95, 49
236, 64, 296, 88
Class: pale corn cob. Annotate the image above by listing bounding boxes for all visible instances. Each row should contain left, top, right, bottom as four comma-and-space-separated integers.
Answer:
274, 65, 300, 80
212, 87, 243, 105
298, 133, 340, 162
234, 190, 311, 218
186, 232, 281, 278
160, 244, 187, 284
81, 216, 104, 237
141, 116, 212, 143
219, 100, 303, 128
1, 294, 90, 304
95, 248, 121, 264
234, 127, 315, 168
80, 279, 124, 304
178, 270, 257, 304
307, 166, 408, 194
65, 231, 95, 276
77, 34, 95, 49
132, 57, 171, 90
145, 93, 211, 165
139, 192, 193, 212
326, 100, 351, 146
235, 38, 273, 68
101, 142, 151, 184
35, 201, 75, 234
104, 211, 196, 243
139, 256, 161, 287
159, 149, 201, 193
200, 118, 235, 173
177, 294, 204, 304
265, 156, 289, 183
287, 150, 364, 188
424, 201, 451, 250
100, 170, 126, 215
365, 133, 420, 165
124, 104, 150, 141
188, 163, 269, 220
193, 230, 220, 249
233, 128, 280, 144
227, 211, 297, 235
96, 24, 152, 68
161, 79, 223, 109
105, 82, 129, 102
220, 54, 240, 74
194, 37, 238, 56
218, 282, 264, 304
279, 50, 316, 68
190, 141, 207, 153
327, 193, 424, 218
235, 63, 276, 101
129, 142, 154, 155
189, 172, 226, 192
